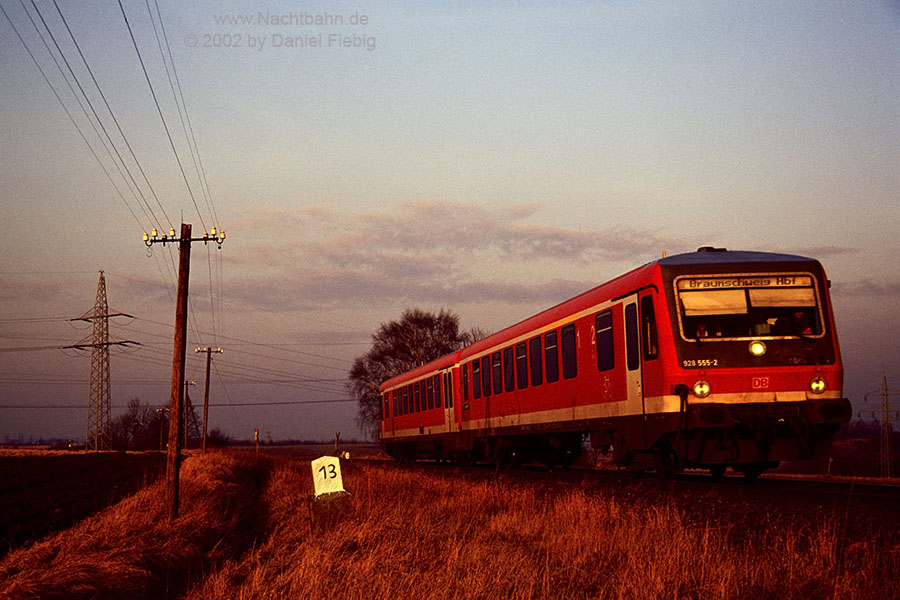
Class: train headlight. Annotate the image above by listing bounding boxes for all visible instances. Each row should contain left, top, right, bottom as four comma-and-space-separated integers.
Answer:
693, 380, 711, 398
749, 340, 767, 357
809, 376, 826, 394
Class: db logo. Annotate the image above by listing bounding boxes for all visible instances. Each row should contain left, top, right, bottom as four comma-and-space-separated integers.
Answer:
752, 377, 770, 389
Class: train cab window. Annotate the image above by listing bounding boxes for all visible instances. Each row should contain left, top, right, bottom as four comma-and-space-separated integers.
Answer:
472, 361, 481, 399
641, 296, 659, 361
596, 310, 614, 371
529, 336, 543, 386
545, 330, 559, 383
561, 324, 577, 379
625, 303, 640, 371
427, 377, 434, 410
515, 342, 528, 389
676, 275, 822, 340
481, 356, 492, 397
503, 347, 515, 392
492, 352, 503, 395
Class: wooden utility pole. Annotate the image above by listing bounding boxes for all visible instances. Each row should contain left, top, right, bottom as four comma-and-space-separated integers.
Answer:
143, 222, 226, 520
166, 223, 192, 520
195, 346, 223, 451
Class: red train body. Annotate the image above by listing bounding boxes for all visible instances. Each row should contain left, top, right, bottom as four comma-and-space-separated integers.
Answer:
379, 248, 851, 476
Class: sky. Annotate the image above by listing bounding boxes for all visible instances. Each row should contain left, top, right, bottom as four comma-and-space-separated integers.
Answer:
1, 1, 898, 443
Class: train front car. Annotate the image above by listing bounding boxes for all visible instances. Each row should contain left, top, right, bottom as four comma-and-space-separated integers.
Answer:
654, 248, 851, 477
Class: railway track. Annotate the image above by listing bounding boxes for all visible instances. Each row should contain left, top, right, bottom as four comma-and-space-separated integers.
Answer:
345, 457, 900, 545
351, 454, 900, 499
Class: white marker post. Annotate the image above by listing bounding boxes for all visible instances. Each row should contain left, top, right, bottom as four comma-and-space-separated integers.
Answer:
311, 455, 347, 499
309, 455, 350, 530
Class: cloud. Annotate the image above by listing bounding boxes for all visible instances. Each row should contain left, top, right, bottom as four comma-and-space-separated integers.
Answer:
832, 279, 900, 297
223, 200, 679, 311
0, 275, 76, 306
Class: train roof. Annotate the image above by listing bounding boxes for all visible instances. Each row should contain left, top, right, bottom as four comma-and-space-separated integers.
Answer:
655, 247, 817, 266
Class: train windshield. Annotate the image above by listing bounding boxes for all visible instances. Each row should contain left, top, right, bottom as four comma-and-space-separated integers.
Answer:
676, 274, 823, 341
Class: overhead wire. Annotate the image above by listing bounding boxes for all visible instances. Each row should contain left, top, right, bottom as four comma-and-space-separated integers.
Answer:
0, 1, 146, 229
115, 0, 206, 233
40, 0, 173, 232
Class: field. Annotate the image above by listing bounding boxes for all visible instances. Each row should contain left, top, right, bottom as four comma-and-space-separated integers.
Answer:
0, 450, 165, 556
1, 450, 898, 600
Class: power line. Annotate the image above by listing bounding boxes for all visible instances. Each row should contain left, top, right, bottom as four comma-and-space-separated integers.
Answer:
116, 0, 206, 233
0, 2, 145, 229
0, 398, 358, 409
35, 0, 172, 231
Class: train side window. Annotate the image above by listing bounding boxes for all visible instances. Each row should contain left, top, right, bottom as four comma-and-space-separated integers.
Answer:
625, 303, 640, 371
545, 330, 559, 383
561, 324, 577, 379
402, 385, 409, 415
472, 361, 481, 399
641, 296, 659, 361
529, 336, 543, 386
482, 356, 492, 397
427, 377, 434, 410
414, 382, 421, 412
383, 393, 388, 420
503, 347, 515, 392
492, 352, 503, 395
596, 310, 614, 371
515, 342, 528, 389
434, 374, 441, 409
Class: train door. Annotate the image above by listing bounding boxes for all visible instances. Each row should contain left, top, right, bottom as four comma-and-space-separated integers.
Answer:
623, 296, 646, 447
442, 369, 454, 434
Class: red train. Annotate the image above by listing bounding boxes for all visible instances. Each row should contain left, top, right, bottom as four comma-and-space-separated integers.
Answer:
379, 247, 851, 477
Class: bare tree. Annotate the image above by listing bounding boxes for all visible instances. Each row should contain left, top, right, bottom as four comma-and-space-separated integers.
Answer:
349, 308, 473, 439
110, 398, 158, 450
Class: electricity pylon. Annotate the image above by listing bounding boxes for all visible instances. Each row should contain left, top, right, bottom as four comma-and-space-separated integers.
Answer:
68, 272, 137, 451
183, 381, 202, 448
865, 373, 899, 479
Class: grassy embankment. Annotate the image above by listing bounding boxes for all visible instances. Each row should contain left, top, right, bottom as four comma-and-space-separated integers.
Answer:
1, 451, 897, 599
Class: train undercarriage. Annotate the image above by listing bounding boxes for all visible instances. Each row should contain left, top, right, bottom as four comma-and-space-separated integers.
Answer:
383, 397, 851, 478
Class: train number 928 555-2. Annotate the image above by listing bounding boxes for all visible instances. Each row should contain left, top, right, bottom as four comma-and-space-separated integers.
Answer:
682, 359, 718, 368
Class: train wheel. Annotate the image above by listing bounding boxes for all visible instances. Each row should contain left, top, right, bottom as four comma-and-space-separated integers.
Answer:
737, 464, 765, 480
709, 465, 727, 480
653, 450, 680, 478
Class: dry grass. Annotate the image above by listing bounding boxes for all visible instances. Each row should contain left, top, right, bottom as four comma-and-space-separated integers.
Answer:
2, 453, 897, 600
0, 451, 270, 600
186, 461, 899, 600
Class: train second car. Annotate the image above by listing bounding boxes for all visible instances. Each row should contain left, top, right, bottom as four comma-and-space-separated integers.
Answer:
379, 247, 851, 477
